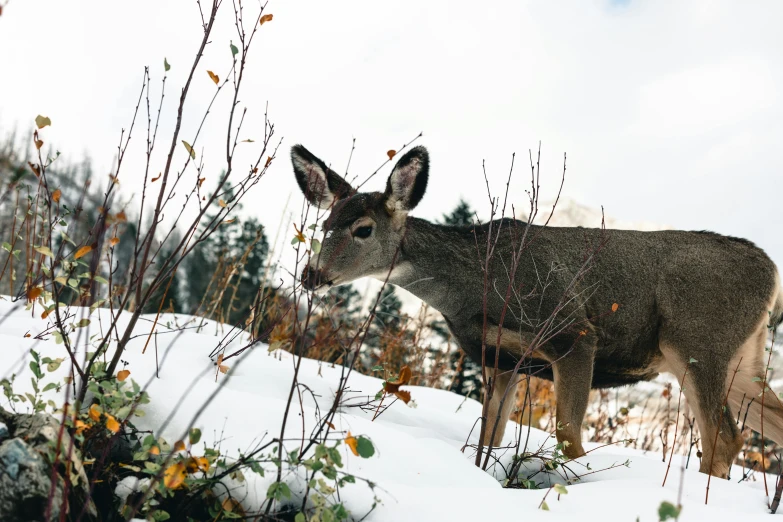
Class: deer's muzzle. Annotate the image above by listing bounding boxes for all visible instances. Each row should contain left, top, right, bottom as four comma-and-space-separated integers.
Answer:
301, 265, 332, 291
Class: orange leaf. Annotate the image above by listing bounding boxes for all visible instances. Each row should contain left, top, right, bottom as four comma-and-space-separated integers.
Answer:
110, 236, 120, 246
219, 199, 227, 208
149, 445, 161, 455
41, 308, 52, 319
52, 189, 61, 203
35, 139, 44, 150
265, 156, 273, 168
217, 354, 224, 365
198, 177, 205, 187
74, 419, 89, 435
117, 369, 130, 382
207, 70, 219, 85
24, 333, 31, 338
388, 366, 411, 386
611, 303, 619, 312
219, 365, 230, 374
26, 286, 43, 302
88, 404, 102, 422
221, 498, 244, 515
151, 173, 161, 182
163, 462, 187, 489
105, 414, 120, 433
345, 432, 359, 456
116, 211, 127, 222
387, 150, 396, 160
74, 245, 93, 259
174, 440, 187, 452
394, 390, 412, 404
28, 162, 41, 177
187, 456, 210, 473
259, 13, 273, 25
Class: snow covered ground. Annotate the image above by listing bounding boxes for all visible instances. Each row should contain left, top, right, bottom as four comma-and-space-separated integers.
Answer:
1, 298, 780, 521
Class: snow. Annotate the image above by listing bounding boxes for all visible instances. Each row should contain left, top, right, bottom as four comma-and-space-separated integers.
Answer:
1, 298, 781, 521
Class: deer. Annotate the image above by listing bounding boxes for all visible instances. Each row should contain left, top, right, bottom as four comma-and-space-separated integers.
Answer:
290, 143, 783, 478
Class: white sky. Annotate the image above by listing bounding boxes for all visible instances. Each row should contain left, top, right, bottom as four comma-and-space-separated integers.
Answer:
1, 0, 781, 274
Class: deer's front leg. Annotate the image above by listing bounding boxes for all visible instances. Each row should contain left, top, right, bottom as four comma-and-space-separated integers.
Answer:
482, 368, 518, 447
551, 347, 595, 459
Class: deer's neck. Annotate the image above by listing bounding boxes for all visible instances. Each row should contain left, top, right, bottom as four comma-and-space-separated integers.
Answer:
383, 216, 470, 317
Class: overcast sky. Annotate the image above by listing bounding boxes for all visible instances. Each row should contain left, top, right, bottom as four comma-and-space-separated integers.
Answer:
1, 0, 781, 274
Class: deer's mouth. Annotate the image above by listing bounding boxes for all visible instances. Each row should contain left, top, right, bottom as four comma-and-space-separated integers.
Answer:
301, 265, 337, 293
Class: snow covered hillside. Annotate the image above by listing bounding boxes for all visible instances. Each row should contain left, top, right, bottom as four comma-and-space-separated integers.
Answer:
0, 299, 780, 521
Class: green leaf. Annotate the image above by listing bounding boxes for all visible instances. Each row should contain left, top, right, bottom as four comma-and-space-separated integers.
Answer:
46, 358, 63, 372
356, 436, 375, 458
230, 42, 239, 56
164, 57, 171, 72
1, 242, 10, 252
34, 246, 54, 258
42, 382, 58, 392
371, 365, 384, 372
35, 115, 52, 129
182, 140, 196, 159
540, 501, 549, 511
266, 482, 291, 501
93, 276, 109, 285
311, 238, 321, 254
75, 318, 91, 328
151, 509, 171, 521
554, 483, 568, 495
658, 501, 681, 521
688, 357, 697, 364
189, 427, 202, 445
29, 361, 43, 379
327, 446, 343, 468
752, 376, 762, 382
295, 513, 306, 522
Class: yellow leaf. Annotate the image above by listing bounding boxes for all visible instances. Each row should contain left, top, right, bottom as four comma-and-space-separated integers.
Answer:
207, 70, 219, 84
163, 462, 187, 489
259, 13, 273, 25
218, 199, 227, 208
52, 189, 61, 203
387, 150, 396, 160
110, 236, 120, 246
182, 140, 196, 159
35, 115, 52, 129
222, 498, 244, 515
74, 245, 93, 259
174, 440, 186, 452
88, 404, 102, 422
117, 369, 130, 382
345, 432, 359, 456
611, 303, 619, 312
149, 445, 160, 455
105, 414, 120, 433
74, 419, 89, 435
186, 456, 210, 473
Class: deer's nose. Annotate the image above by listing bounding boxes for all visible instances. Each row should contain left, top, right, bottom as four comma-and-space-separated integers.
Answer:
301, 265, 324, 291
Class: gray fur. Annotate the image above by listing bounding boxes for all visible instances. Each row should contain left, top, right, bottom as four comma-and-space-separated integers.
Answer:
292, 144, 783, 478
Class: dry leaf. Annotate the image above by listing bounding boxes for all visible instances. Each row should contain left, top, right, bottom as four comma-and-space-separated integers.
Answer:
198, 177, 205, 187
186, 456, 210, 473
35, 115, 52, 129
611, 303, 619, 312
387, 150, 396, 160
109, 236, 120, 246
116, 211, 127, 222
88, 404, 102, 422
222, 217, 236, 224
393, 390, 412, 404
74, 245, 93, 259
259, 13, 273, 25
219, 364, 230, 374
26, 286, 43, 302
327, 421, 336, 430
218, 199, 227, 208
28, 162, 41, 177
207, 70, 219, 84
163, 462, 187, 489
265, 156, 273, 167
52, 189, 61, 203
24, 333, 31, 338
41, 308, 52, 319
174, 440, 187, 452
117, 369, 130, 382
151, 173, 161, 182
105, 415, 120, 433
35, 139, 44, 150
345, 432, 359, 456
383, 365, 412, 403
221, 498, 244, 515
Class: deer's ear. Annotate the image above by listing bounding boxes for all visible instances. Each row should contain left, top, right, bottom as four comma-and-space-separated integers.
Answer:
384, 145, 429, 213
291, 144, 355, 210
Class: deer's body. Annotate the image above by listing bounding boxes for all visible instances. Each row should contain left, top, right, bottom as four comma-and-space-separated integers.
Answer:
291, 144, 783, 479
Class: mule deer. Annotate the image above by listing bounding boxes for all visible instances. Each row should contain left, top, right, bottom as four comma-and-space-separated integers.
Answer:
291, 143, 783, 478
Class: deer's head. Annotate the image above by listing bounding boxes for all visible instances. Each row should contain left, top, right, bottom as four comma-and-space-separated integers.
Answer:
291, 144, 429, 293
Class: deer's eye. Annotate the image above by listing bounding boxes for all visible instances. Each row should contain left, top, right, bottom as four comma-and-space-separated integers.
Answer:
353, 226, 373, 239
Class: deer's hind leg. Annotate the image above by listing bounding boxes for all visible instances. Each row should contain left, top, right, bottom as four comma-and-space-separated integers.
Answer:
660, 343, 744, 479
